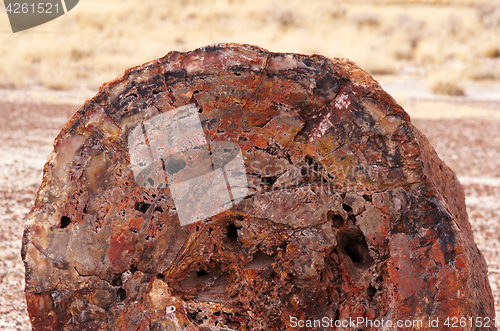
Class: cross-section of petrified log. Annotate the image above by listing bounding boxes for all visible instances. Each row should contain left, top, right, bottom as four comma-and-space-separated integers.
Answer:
22, 44, 496, 330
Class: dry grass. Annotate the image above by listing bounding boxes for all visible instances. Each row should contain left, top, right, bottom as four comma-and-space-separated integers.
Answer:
428, 80, 466, 96
0, 0, 498, 95
427, 70, 466, 96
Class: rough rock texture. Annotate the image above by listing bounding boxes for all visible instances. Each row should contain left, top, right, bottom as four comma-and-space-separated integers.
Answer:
22, 44, 496, 330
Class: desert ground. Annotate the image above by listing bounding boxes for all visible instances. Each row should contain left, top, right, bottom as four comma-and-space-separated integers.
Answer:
1, 0, 500, 329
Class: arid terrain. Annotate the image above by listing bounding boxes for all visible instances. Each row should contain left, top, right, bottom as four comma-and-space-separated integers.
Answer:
1, 0, 500, 329
1, 0, 500, 94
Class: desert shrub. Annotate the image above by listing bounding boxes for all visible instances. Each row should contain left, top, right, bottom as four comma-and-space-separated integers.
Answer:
427, 74, 466, 96
351, 13, 380, 28
327, 1, 347, 19
465, 60, 500, 81
364, 59, 398, 76
477, 0, 500, 28
394, 14, 426, 49
483, 47, 500, 59
269, 6, 303, 29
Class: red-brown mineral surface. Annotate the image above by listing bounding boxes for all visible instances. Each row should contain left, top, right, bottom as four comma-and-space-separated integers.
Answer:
22, 44, 496, 330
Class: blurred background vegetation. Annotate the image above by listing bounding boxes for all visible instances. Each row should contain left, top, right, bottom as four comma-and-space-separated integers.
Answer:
0, 0, 499, 98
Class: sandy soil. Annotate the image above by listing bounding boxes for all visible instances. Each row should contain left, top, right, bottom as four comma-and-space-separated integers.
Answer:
0, 96, 499, 329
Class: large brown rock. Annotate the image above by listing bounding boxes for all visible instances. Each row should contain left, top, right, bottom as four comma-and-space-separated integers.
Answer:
22, 44, 495, 330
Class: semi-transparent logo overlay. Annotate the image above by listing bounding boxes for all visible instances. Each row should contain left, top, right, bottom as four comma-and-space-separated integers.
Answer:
128, 104, 249, 226
4, 0, 79, 33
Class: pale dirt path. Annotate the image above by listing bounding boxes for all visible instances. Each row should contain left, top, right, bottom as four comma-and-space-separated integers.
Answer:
0, 102, 498, 329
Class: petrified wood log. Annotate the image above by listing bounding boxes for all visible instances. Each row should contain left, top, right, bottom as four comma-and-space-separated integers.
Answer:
22, 44, 496, 330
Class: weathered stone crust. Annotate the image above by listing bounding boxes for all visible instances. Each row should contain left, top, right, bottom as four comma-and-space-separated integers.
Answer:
22, 43, 495, 330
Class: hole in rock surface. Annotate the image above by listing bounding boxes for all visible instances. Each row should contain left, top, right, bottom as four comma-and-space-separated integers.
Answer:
226, 223, 239, 243
112, 276, 122, 287
187, 308, 204, 325
117, 288, 127, 301
262, 176, 277, 186
342, 203, 352, 213
328, 211, 344, 229
337, 228, 374, 269
246, 251, 276, 270
302, 155, 322, 175
134, 201, 151, 214
368, 284, 377, 300
60, 216, 71, 229
345, 244, 363, 263
179, 266, 228, 302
